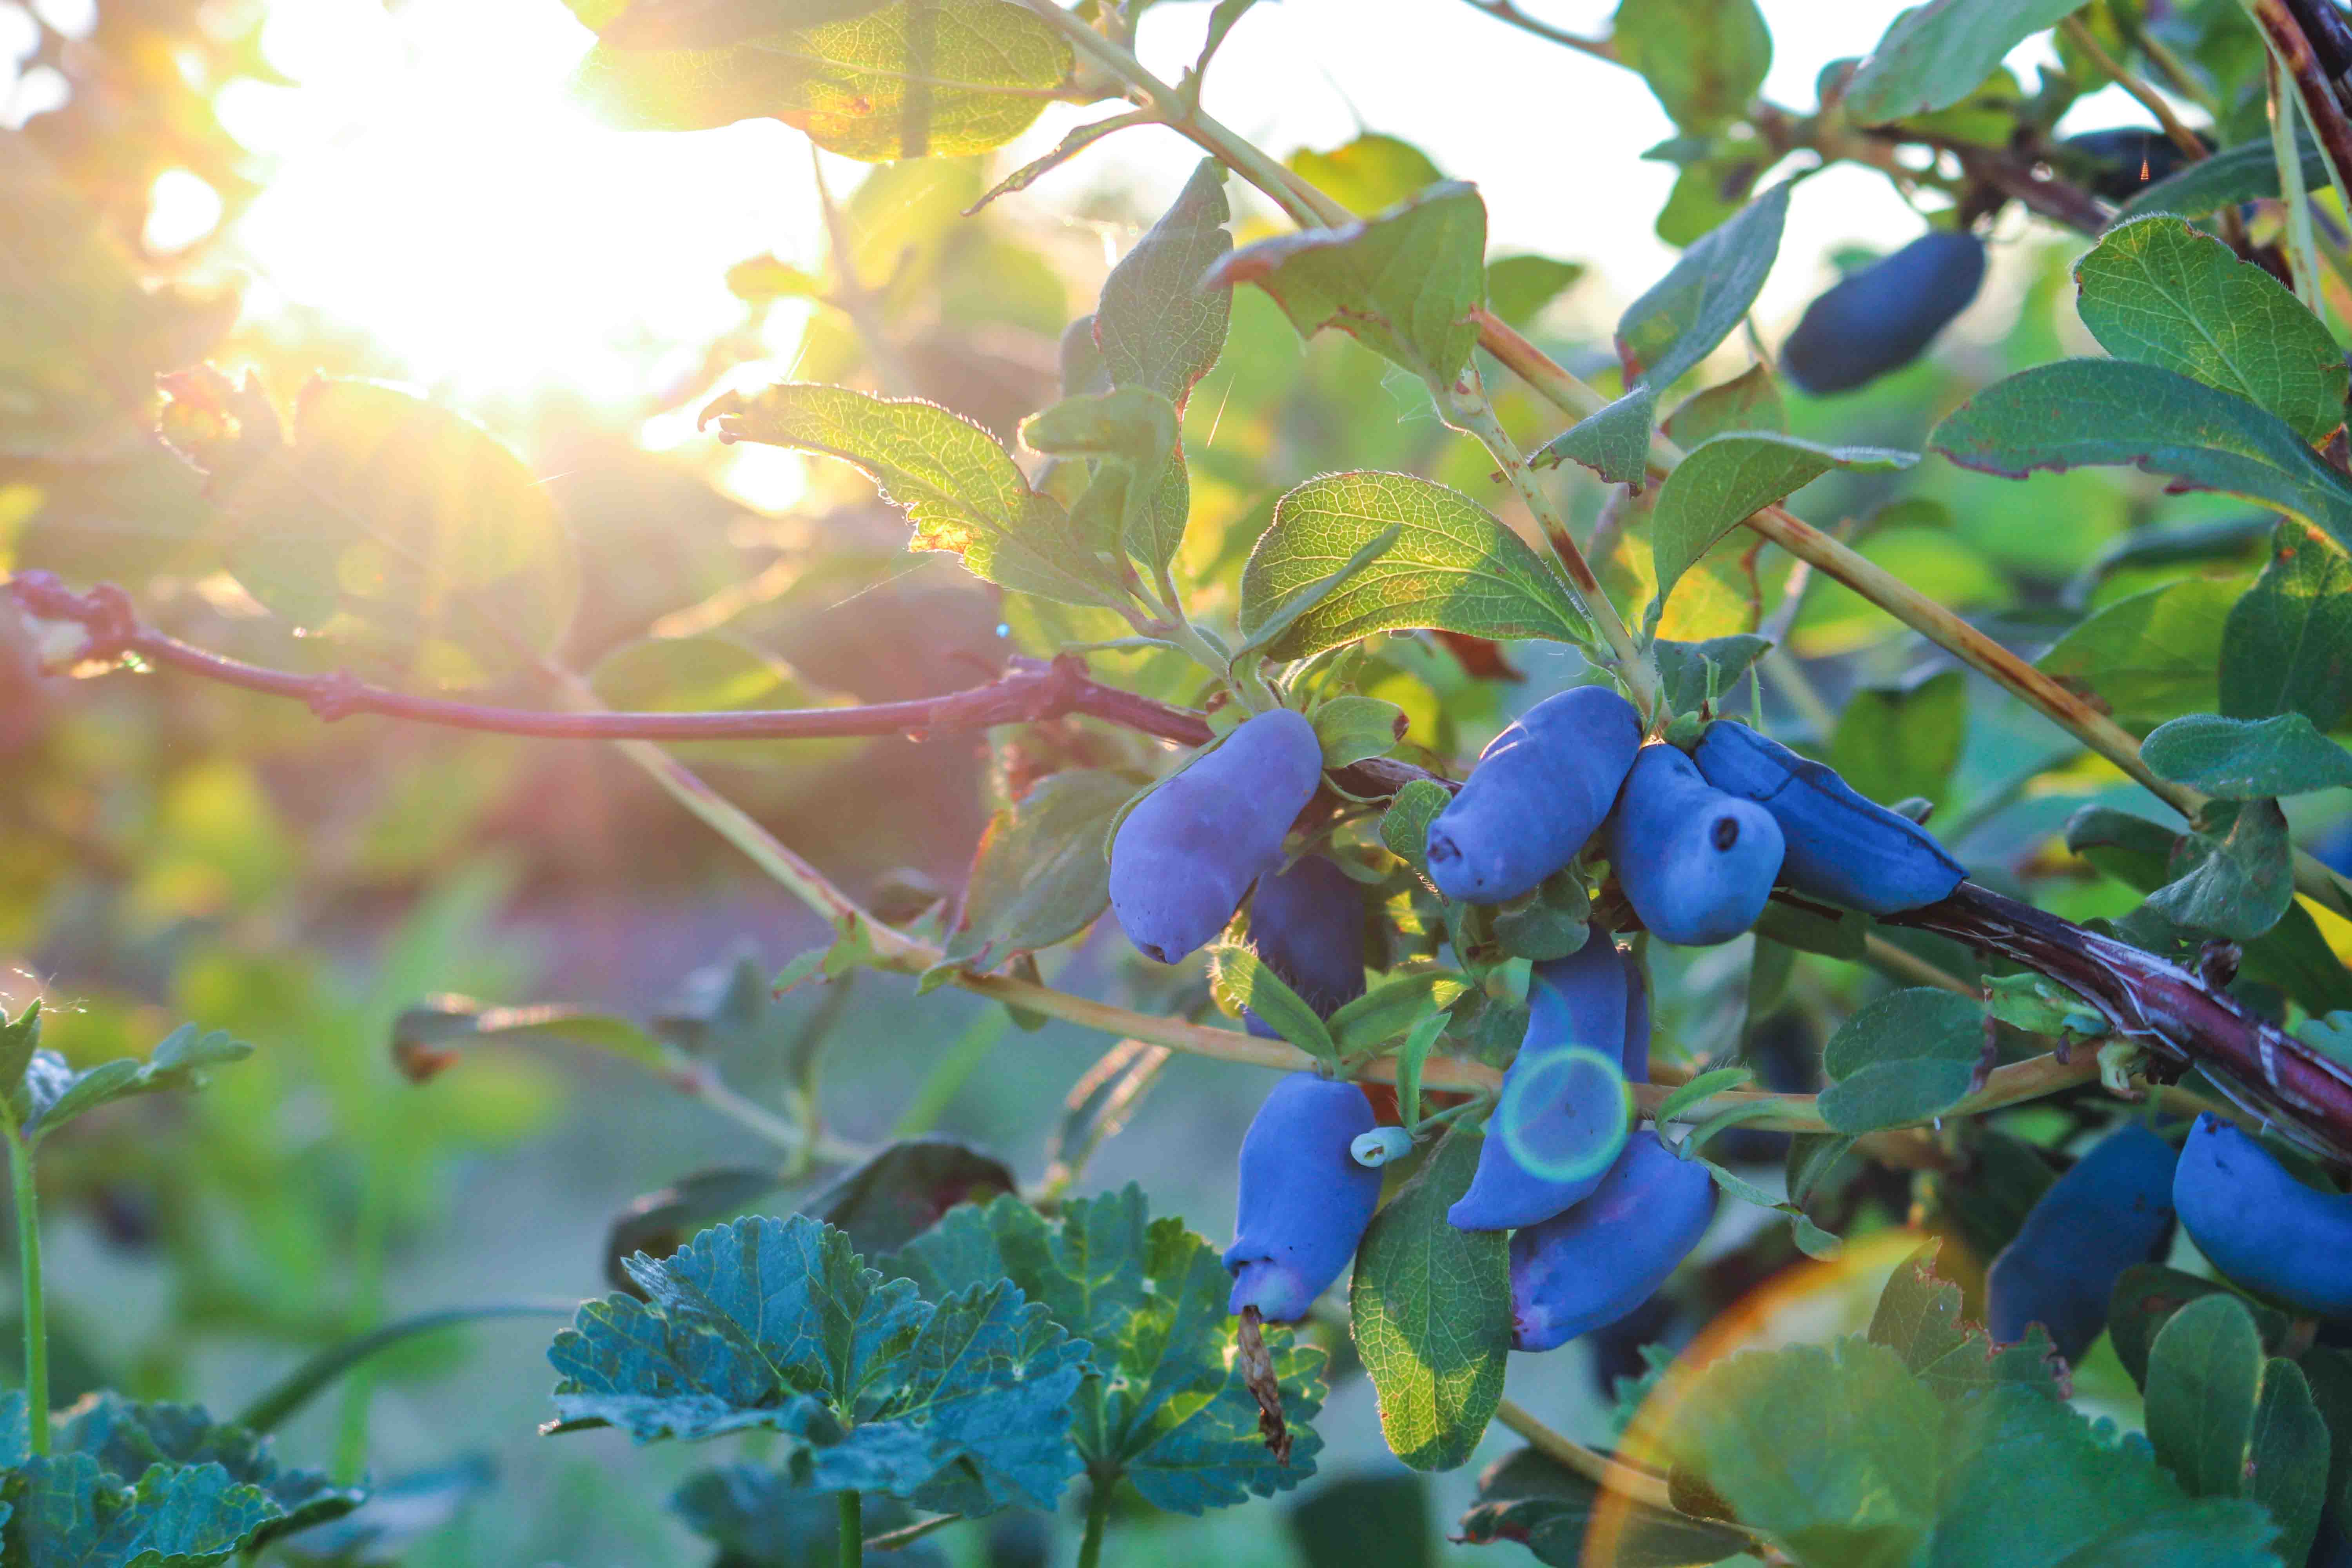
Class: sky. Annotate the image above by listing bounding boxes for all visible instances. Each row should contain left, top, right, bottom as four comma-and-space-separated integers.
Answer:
1, 0, 2149, 410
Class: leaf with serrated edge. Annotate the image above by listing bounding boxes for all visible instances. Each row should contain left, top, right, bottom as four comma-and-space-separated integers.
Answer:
940, 770, 1134, 970
2076, 218, 2347, 444
1349, 1125, 1510, 1471
4, 1452, 284, 1566
2223, 522, 2352, 730
701, 383, 1128, 608
2143, 712, 2352, 799
1867, 1241, 2063, 1401
1240, 472, 1587, 660
890, 1187, 1327, 1513
53, 1394, 363, 1543
1933, 359, 2352, 557
546, 1214, 1086, 1512
1647, 433, 1914, 627
1208, 183, 1486, 387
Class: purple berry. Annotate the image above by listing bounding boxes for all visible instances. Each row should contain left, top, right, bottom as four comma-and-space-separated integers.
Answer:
1425, 687, 1642, 904
1223, 1073, 1382, 1321
1244, 853, 1368, 1040
1986, 1122, 2176, 1361
1607, 744, 1784, 946
1510, 1131, 1715, 1351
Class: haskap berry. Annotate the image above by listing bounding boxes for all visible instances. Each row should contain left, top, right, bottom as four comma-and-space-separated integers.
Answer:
1781, 230, 1987, 395
1243, 853, 1368, 1041
1448, 937, 1637, 1232
1110, 708, 1324, 965
1606, 744, 1784, 946
2175, 1114, 2352, 1319
1223, 1073, 1383, 1322
1985, 1122, 2176, 1361
1693, 720, 1965, 915
1509, 1130, 1715, 1351
1425, 686, 1642, 905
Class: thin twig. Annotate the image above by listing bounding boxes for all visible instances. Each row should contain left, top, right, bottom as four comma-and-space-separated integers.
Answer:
2060, 16, 2211, 162
1492, 1398, 1677, 1511
1453, 0, 1617, 62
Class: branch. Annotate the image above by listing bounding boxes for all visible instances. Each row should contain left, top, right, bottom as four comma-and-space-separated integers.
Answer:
2253, 0, 2352, 219
0, 572, 1434, 800
1452, 0, 1617, 62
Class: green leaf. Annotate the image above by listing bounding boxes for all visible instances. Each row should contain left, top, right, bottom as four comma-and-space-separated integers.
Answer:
15, 1025, 252, 1143
1656, 1066, 1757, 1127
1932, 359, 2352, 556
1654, 633, 1771, 715
1348, 1126, 1511, 1471
2249, 1359, 2330, 1566
1663, 1336, 1941, 1565
570, 0, 1070, 160
1454, 1446, 1749, 1566
2074, 216, 2348, 445
548, 1214, 1087, 1513
0, 1003, 39, 1102
938, 769, 1134, 971
891, 1188, 1327, 1512
2120, 132, 2331, 222
1866, 1241, 2063, 1403
699, 383, 1130, 608
1231, 522, 1406, 662
2146, 798, 2294, 943
388, 998, 670, 1083
1023, 386, 1181, 578
1612, 0, 1771, 132
48, 1395, 362, 1545
670, 1465, 943, 1568
1535, 185, 1791, 482
2144, 712, 2352, 798
1490, 874, 1593, 963
1830, 671, 1966, 813
1239, 472, 1588, 660
2109, 1266, 2291, 1392
1485, 255, 1586, 329
1210, 182, 1488, 386
4, 1454, 284, 1568
1815, 989, 1981, 1135
589, 633, 859, 769
207, 379, 577, 686
1663, 363, 1787, 446
1330, 972, 1465, 1056
2298, 1347, 2352, 1521
1286, 132, 1444, 216
1310, 695, 1406, 768
1930, 1382, 2279, 1567
1380, 779, 1451, 878
566, 0, 895, 44
1842, 0, 2084, 124
2145, 1294, 2263, 1499
607, 1167, 793, 1290
1646, 433, 1915, 625
2222, 522, 2352, 730
1095, 158, 1232, 407
1210, 943, 1339, 1065
799, 1138, 1018, 1256
2039, 576, 2241, 730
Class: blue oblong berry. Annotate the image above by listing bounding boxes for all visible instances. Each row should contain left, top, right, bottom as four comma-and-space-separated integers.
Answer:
1606, 744, 1784, 946
1425, 686, 1642, 904
1223, 1073, 1383, 1321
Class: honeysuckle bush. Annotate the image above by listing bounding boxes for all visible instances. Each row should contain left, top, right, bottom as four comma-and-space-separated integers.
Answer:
25, 0, 2352, 1563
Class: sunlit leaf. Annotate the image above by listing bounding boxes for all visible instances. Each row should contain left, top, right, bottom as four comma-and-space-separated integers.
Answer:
1612, 0, 1771, 132
1842, 0, 2084, 124
938, 769, 1134, 970
1240, 472, 1587, 659
1286, 133, 1443, 216
1484, 255, 1586, 328
2038, 576, 2241, 730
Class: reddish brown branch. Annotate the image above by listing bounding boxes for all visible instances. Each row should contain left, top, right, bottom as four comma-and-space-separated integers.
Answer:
2, 572, 1436, 797
2256, 0, 2352, 205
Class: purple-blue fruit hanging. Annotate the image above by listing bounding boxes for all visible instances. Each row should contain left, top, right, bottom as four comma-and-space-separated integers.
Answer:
1692, 720, 1965, 916
1224, 1072, 1383, 1321
1985, 1122, 2176, 1361
2175, 1114, 2352, 1318
1510, 1131, 1716, 1351
1449, 938, 1633, 1232
1425, 686, 1642, 904
1244, 853, 1369, 1041
1110, 708, 1324, 965
1781, 230, 1987, 395
1607, 745, 1784, 946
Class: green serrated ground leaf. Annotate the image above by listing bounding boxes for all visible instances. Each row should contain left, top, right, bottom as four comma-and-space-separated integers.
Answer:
1348, 1127, 1510, 1472
1648, 433, 1914, 625
51, 1395, 363, 1544
1842, 0, 2083, 124
889, 1187, 1327, 1512
2223, 522, 2352, 730
940, 769, 1134, 971
547, 1214, 1086, 1512
2146, 798, 2293, 942
699, 383, 1128, 608
570, 0, 1069, 160
1816, 989, 1981, 1135
1868, 1244, 2063, 1403
1933, 359, 2352, 556
1210, 183, 1486, 387
5, 1453, 283, 1568
2074, 217, 2348, 444
2144, 712, 2352, 799
1240, 472, 1587, 659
